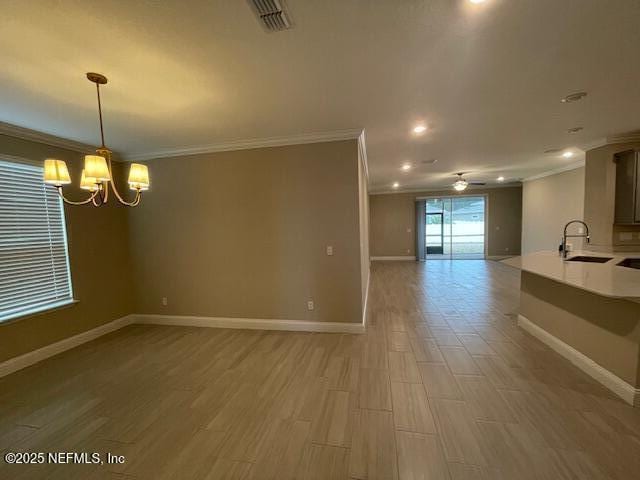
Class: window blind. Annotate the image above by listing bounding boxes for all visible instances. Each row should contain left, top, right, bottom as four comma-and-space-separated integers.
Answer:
0, 158, 73, 322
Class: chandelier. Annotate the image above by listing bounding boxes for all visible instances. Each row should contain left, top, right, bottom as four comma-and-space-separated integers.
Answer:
43, 72, 149, 207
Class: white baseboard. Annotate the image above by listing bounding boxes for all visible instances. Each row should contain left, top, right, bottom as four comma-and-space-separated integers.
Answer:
0, 314, 135, 378
370, 256, 415, 261
133, 314, 365, 334
487, 255, 514, 260
518, 314, 640, 406
362, 272, 371, 329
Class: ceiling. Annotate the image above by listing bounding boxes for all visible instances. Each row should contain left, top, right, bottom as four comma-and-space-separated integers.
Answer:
1, 0, 639, 192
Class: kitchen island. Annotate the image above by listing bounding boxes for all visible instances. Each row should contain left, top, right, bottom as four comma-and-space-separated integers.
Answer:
504, 251, 640, 406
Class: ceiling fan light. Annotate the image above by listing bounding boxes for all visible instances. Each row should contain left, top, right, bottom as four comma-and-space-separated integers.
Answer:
453, 180, 468, 191
43, 159, 71, 186
128, 163, 150, 191
84, 155, 111, 182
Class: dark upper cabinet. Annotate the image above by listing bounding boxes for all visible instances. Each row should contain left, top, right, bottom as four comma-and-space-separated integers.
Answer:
614, 150, 640, 224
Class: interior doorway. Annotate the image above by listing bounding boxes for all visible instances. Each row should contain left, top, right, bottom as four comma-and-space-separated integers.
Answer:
423, 196, 486, 259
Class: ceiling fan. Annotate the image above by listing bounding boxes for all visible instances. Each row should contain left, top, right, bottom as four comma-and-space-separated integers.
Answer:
452, 172, 485, 191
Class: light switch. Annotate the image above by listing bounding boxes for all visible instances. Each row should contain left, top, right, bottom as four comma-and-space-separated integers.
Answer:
326, 246, 334, 256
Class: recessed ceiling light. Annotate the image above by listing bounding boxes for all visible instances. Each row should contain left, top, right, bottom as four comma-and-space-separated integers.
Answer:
567, 127, 583, 134
561, 92, 587, 103
497, 176, 505, 182
469, 0, 486, 3
392, 182, 399, 188
412, 125, 427, 134
401, 163, 412, 171
562, 151, 574, 158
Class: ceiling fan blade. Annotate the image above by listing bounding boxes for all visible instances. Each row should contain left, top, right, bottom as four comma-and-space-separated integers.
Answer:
469, 182, 486, 185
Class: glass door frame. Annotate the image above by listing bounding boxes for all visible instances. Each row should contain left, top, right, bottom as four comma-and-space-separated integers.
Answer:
420, 193, 489, 260
425, 212, 444, 255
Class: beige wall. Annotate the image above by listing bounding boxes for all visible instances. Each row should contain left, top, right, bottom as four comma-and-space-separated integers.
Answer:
522, 167, 585, 254
0, 135, 134, 362
584, 142, 640, 250
127, 140, 364, 324
370, 186, 522, 258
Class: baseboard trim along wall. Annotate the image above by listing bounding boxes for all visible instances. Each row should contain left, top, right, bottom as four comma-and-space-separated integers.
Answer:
486, 255, 514, 260
370, 256, 415, 261
0, 314, 136, 378
518, 314, 640, 407
0, 312, 367, 378
362, 273, 371, 329
134, 314, 365, 334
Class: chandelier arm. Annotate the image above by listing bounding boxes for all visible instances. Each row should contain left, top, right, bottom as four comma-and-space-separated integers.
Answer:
112, 184, 142, 207
55, 186, 99, 206
126, 190, 142, 207
91, 184, 108, 207
106, 159, 142, 206
98, 147, 140, 207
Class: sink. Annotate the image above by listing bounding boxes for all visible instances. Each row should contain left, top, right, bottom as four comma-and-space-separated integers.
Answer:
617, 258, 640, 270
565, 255, 613, 263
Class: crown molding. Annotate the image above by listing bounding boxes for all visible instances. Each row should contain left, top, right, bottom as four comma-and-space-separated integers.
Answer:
606, 130, 640, 145
522, 160, 585, 182
125, 128, 364, 161
580, 132, 640, 152
0, 121, 96, 154
0, 121, 363, 162
369, 182, 522, 195
580, 137, 608, 152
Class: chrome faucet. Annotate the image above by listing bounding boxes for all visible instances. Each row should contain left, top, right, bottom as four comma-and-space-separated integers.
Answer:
562, 220, 590, 259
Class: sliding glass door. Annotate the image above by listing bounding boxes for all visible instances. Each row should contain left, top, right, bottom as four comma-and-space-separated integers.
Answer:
426, 212, 444, 254
423, 196, 486, 259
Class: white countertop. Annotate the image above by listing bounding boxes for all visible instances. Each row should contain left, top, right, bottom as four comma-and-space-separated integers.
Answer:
502, 251, 640, 299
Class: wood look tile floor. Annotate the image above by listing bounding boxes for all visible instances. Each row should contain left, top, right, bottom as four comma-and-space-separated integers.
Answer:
2, 260, 640, 479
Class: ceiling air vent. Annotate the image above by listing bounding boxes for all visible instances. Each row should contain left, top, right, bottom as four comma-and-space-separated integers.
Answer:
249, 0, 292, 32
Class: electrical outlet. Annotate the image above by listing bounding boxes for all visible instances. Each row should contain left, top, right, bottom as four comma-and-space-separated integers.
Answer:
307, 300, 314, 311
162, 297, 168, 306
406, 249, 410, 253
326, 246, 333, 256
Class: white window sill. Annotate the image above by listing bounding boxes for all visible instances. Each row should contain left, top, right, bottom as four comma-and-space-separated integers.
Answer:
0, 299, 79, 326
